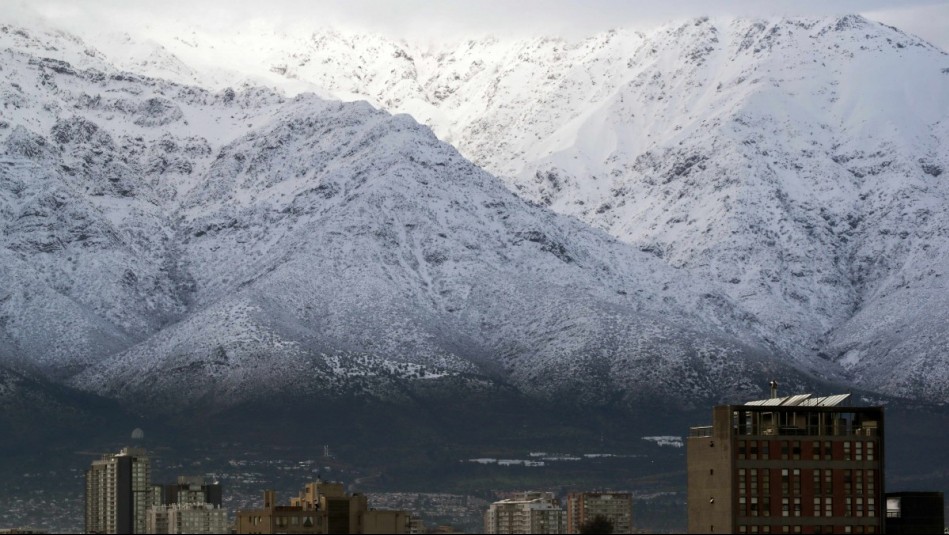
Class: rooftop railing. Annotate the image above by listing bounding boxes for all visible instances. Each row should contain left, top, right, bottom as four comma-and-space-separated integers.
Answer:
689, 426, 713, 438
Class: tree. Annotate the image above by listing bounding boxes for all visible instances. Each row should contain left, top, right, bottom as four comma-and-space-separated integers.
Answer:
579, 514, 614, 534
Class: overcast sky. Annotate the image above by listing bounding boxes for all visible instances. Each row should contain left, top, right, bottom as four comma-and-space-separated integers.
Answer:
9, 0, 949, 50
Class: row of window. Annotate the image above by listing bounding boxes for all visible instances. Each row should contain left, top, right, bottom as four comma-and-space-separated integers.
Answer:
738, 495, 877, 517
737, 440, 876, 461
737, 525, 878, 533
738, 469, 876, 497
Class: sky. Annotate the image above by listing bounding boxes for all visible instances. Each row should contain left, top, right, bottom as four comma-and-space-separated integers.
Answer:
7, 0, 949, 50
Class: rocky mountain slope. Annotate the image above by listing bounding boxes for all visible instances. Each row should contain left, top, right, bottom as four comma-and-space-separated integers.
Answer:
74, 15, 949, 402
0, 23, 831, 415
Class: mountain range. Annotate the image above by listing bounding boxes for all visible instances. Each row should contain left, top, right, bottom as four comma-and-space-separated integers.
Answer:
1, 14, 947, 418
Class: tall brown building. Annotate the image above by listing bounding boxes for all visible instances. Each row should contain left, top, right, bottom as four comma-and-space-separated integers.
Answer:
236, 480, 408, 534
565, 492, 633, 534
687, 388, 884, 534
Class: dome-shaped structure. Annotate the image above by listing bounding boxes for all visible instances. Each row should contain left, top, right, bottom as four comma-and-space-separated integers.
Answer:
131, 428, 144, 440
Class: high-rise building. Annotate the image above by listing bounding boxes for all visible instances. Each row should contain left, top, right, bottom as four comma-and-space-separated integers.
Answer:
85, 447, 152, 534
235, 480, 409, 534
565, 492, 633, 534
484, 492, 565, 534
687, 387, 884, 534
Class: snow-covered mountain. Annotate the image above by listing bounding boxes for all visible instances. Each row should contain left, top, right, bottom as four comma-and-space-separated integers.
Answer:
72, 14, 948, 403
0, 22, 829, 415
1, 14, 947, 410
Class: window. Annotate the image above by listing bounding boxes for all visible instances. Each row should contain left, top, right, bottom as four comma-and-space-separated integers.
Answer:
762, 441, 770, 460
792, 441, 801, 460
824, 441, 832, 461
813, 469, 822, 495
824, 469, 833, 494
781, 441, 789, 460
868, 497, 876, 517
846, 497, 852, 517
793, 497, 801, 517
866, 442, 874, 461
739, 441, 747, 459
782, 469, 790, 494
867, 471, 875, 495
782, 498, 790, 517
855, 441, 863, 461
824, 498, 833, 517
812, 441, 821, 460
814, 497, 822, 517
793, 469, 801, 495
751, 497, 759, 517
844, 441, 852, 461
740, 469, 747, 496
750, 441, 759, 460
856, 497, 864, 517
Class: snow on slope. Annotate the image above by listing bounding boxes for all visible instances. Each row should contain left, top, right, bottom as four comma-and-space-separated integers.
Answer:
0, 22, 831, 414
80, 15, 949, 402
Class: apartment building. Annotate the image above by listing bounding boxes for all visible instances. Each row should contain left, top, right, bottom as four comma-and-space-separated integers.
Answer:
484, 492, 565, 534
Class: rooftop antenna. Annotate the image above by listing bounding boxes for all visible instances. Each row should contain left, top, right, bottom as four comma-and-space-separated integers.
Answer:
769, 380, 779, 399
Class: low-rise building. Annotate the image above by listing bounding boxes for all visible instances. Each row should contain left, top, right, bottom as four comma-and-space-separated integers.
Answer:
236, 480, 408, 534
885, 492, 945, 534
